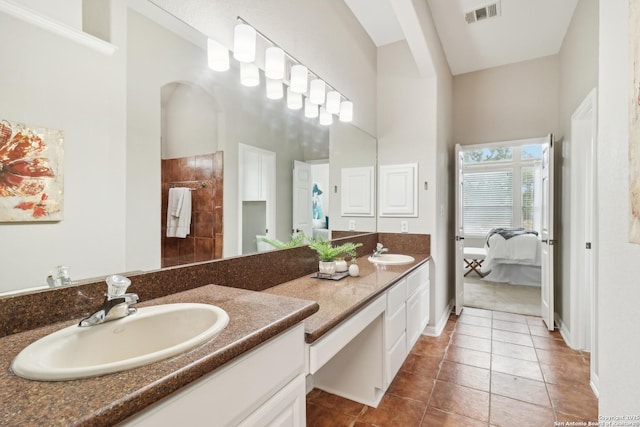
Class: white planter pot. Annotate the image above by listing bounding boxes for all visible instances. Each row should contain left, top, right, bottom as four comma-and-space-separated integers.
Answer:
335, 260, 348, 273
318, 261, 336, 275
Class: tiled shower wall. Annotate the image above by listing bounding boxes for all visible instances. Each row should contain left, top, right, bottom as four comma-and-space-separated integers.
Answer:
161, 152, 223, 267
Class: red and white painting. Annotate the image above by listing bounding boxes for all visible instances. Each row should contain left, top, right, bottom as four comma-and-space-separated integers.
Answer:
0, 119, 63, 222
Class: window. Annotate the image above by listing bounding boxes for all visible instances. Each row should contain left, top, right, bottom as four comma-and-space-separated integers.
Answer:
461, 144, 542, 237
463, 170, 513, 235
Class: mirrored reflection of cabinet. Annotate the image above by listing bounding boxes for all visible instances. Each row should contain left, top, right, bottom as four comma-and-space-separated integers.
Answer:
341, 166, 374, 217
379, 163, 418, 217
240, 144, 274, 202
239, 144, 276, 254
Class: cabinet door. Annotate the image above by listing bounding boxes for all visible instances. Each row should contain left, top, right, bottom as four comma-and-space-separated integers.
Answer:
238, 374, 306, 427
406, 291, 422, 351
379, 163, 418, 217
385, 332, 406, 389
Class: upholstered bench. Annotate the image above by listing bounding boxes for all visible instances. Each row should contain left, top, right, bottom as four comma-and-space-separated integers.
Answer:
463, 247, 487, 277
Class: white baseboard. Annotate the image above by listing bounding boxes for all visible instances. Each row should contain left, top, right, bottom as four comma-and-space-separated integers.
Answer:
590, 372, 599, 398
555, 312, 576, 349
422, 299, 453, 337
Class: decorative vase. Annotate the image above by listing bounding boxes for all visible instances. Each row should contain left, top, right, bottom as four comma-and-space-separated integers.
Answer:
319, 261, 336, 275
335, 259, 348, 273
348, 262, 360, 277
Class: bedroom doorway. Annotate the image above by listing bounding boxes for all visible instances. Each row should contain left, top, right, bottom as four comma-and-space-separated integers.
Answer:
454, 136, 554, 326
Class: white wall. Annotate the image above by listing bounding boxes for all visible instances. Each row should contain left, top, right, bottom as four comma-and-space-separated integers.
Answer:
0, 2, 127, 293
557, 0, 599, 342
377, 0, 453, 330
329, 122, 377, 233
453, 55, 560, 145
597, 0, 640, 415
161, 82, 219, 159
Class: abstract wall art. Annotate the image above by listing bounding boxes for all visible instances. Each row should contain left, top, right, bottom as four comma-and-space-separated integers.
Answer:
0, 119, 63, 222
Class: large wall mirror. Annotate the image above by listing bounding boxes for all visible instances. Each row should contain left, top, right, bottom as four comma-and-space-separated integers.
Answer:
0, 0, 376, 296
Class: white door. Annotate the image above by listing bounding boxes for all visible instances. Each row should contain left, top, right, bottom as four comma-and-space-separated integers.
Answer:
454, 145, 465, 315
292, 160, 312, 238
540, 135, 555, 330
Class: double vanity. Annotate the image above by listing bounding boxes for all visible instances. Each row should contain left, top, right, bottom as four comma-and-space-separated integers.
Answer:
0, 233, 430, 426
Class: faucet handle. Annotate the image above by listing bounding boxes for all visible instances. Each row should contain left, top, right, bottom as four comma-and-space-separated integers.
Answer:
106, 275, 132, 297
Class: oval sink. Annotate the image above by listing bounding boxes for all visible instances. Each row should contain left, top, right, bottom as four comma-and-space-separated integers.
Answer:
368, 254, 416, 265
11, 303, 229, 381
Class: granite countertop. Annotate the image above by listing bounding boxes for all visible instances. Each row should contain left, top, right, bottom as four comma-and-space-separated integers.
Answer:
0, 284, 318, 427
264, 254, 429, 343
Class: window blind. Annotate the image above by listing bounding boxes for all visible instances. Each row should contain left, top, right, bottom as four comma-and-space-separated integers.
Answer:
463, 170, 513, 235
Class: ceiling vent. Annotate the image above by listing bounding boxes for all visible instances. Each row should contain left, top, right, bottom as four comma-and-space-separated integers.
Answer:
465, 2, 501, 24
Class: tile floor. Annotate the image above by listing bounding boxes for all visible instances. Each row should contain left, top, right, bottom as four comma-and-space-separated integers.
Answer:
306, 307, 597, 426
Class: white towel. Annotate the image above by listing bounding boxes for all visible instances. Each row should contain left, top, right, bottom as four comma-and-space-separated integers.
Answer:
166, 188, 192, 238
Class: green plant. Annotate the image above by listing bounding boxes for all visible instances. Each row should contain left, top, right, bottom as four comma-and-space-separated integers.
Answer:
307, 238, 362, 262
258, 233, 308, 249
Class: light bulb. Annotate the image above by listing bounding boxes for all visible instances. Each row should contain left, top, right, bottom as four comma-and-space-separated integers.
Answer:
305, 97, 318, 118
265, 47, 285, 80
266, 78, 283, 100
339, 101, 353, 122
309, 79, 326, 105
240, 62, 260, 87
319, 106, 333, 126
290, 64, 308, 94
287, 87, 302, 109
207, 39, 229, 71
233, 23, 256, 63
326, 91, 341, 114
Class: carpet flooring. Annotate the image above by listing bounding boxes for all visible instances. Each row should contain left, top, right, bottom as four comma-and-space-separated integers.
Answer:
464, 276, 541, 316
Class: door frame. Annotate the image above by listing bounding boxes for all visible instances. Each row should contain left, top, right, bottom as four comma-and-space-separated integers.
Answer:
569, 89, 598, 389
454, 137, 552, 318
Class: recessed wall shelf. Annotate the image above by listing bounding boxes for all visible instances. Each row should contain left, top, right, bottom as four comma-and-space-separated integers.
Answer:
0, 0, 117, 56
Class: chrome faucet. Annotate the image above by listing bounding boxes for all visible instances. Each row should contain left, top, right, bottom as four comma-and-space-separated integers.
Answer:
79, 275, 138, 327
372, 243, 389, 257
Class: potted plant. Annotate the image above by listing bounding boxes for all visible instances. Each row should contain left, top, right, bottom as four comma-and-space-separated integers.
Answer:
307, 238, 362, 275
258, 233, 308, 250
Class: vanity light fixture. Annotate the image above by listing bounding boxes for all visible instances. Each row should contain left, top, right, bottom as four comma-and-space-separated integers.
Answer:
233, 23, 256, 63
309, 79, 326, 105
265, 46, 285, 80
233, 17, 354, 125
326, 90, 341, 114
305, 97, 319, 118
287, 87, 303, 109
207, 39, 229, 71
319, 106, 333, 126
266, 78, 283, 99
240, 62, 260, 87
339, 101, 353, 122
290, 64, 308, 94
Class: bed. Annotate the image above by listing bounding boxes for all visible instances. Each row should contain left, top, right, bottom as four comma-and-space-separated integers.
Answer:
480, 228, 541, 286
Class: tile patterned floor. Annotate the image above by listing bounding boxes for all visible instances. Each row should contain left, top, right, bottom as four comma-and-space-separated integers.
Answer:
306, 307, 597, 426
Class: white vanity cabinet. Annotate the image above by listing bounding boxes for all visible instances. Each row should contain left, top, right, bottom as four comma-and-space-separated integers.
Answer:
121, 324, 306, 427
383, 263, 430, 388
406, 263, 430, 350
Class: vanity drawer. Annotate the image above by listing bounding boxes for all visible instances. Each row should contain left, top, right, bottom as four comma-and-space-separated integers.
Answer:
385, 304, 406, 350
386, 332, 407, 387
387, 278, 407, 313
407, 264, 428, 297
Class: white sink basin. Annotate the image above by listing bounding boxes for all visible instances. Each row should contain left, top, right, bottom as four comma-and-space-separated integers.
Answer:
11, 303, 229, 381
368, 254, 416, 265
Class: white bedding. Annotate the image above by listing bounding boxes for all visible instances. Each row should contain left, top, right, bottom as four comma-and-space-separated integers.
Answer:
481, 233, 541, 286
